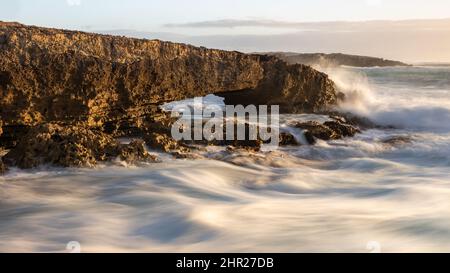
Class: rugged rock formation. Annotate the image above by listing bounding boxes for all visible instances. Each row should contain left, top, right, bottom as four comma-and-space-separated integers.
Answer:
279, 132, 299, 146
3, 123, 158, 169
266, 52, 410, 68
0, 121, 4, 174
218, 58, 337, 113
140, 112, 191, 153
144, 132, 188, 153
145, 115, 265, 152
119, 140, 157, 164
0, 158, 5, 174
292, 119, 361, 145
382, 136, 413, 147
0, 21, 338, 130
0, 21, 344, 170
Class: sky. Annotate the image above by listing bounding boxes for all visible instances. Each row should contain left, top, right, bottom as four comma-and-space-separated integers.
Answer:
1, 0, 450, 62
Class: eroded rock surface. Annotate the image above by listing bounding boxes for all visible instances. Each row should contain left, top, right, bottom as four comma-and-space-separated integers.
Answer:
292, 119, 361, 145
4, 123, 116, 168
0, 21, 338, 129
3, 123, 158, 169
0, 21, 345, 170
119, 140, 157, 164
382, 136, 413, 146
279, 132, 299, 146
0, 158, 5, 174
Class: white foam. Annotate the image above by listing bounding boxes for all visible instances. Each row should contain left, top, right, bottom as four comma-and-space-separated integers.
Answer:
320, 66, 450, 132
161, 94, 225, 113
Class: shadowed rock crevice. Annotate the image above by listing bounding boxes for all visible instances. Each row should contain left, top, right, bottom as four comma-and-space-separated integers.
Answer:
219, 58, 337, 113
0, 159, 5, 174
292, 119, 361, 145
3, 123, 158, 169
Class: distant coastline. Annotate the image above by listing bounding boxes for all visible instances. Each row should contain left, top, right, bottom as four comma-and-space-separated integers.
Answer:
414, 62, 450, 67
262, 52, 411, 68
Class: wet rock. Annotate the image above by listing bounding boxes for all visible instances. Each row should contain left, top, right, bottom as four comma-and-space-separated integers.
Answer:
338, 115, 377, 130
329, 115, 347, 124
118, 140, 158, 164
3, 123, 160, 168
147, 114, 265, 152
323, 120, 361, 138
382, 136, 413, 146
214, 121, 265, 150
131, 110, 189, 154
327, 112, 379, 130
279, 132, 299, 146
144, 132, 188, 153
0, 125, 30, 149
171, 151, 204, 160
294, 121, 337, 142
303, 131, 317, 145
0, 158, 6, 174
216, 121, 262, 149
225, 139, 263, 151
224, 141, 262, 153
292, 120, 360, 145
3, 123, 121, 168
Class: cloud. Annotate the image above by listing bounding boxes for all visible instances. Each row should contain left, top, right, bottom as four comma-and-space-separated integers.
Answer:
164, 19, 361, 31
165, 19, 316, 29
66, 0, 82, 7
164, 18, 450, 32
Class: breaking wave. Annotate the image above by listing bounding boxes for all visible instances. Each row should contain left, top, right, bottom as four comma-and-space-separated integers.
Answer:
324, 66, 450, 132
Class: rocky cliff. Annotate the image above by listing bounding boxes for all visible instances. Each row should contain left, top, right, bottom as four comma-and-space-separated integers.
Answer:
0, 22, 342, 170
266, 52, 409, 67
0, 22, 337, 128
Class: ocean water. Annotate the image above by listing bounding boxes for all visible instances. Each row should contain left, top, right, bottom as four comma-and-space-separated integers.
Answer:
1, 66, 450, 253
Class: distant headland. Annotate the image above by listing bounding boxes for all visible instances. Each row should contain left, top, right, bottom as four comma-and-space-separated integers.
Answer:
263, 52, 410, 67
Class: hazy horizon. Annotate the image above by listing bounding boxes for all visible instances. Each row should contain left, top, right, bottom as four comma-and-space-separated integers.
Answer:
99, 18, 450, 63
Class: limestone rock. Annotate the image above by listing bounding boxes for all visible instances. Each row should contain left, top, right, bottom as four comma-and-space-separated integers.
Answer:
279, 132, 299, 146
119, 140, 158, 164
294, 121, 337, 142
144, 132, 187, 153
0, 21, 338, 130
0, 158, 6, 174
4, 123, 161, 168
382, 136, 413, 146
323, 121, 361, 138
0, 21, 346, 168
292, 119, 360, 144
3, 123, 120, 168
